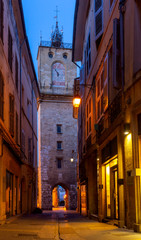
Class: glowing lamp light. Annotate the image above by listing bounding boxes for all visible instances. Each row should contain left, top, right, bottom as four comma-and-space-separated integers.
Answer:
70, 158, 74, 162
73, 97, 81, 108
124, 123, 130, 135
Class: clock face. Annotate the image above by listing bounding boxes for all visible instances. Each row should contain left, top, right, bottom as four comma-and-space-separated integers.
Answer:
52, 62, 65, 86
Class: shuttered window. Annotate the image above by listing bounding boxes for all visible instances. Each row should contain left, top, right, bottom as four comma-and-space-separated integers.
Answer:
94, 0, 103, 40
0, 71, 4, 120
15, 56, 18, 90
138, 114, 141, 135
0, 0, 4, 42
96, 54, 108, 121
8, 28, 13, 71
28, 137, 32, 163
16, 112, 18, 144
86, 33, 91, 76
86, 97, 92, 137
113, 18, 121, 89
9, 94, 14, 137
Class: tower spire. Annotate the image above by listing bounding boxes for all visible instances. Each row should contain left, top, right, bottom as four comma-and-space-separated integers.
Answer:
51, 6, 63, 48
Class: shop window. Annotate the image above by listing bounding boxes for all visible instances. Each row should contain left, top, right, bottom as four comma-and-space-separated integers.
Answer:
8, 28, 13, 72
0, 71, 4, 120
0, 0, 4, 42
9, 94, 14, 137
96, 54, 108, 121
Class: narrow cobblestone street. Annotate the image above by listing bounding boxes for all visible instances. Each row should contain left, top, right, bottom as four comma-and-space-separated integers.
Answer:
0, 209, 141, 240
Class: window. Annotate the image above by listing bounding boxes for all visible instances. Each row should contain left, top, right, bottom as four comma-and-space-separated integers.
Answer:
48, 52, 53, 58
21, 129, 25, 153
86, 33, 91, 76
57, 124, 62, 133
0, 0, 4, 42
9, 94, 14, 137
0, 71, 4, 120
15, 56, 18, 90
57, 158, 62, 169
27, 99, 30, 121
8, 28, 13, 71
16, 112, 18, 144
86, 98, 92, 137
96, 54, 108, 121
113, 18, 121, 89
57, 141, 62, 150
94, 0, 103, 40
28, 137, 32, 163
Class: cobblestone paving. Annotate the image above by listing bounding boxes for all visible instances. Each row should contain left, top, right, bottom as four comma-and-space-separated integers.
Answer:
0, 210, 141, 240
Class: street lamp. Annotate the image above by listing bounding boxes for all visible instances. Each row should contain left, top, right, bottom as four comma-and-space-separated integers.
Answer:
73, 78, 94, 108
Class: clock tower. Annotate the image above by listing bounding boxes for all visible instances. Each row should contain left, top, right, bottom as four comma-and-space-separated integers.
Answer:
37, 18, 77, 210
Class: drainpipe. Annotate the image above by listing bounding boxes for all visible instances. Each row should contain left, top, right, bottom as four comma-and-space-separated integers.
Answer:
119, 0, 126, 90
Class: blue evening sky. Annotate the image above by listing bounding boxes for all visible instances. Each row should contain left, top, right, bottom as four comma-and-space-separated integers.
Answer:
22, 0, 76, 76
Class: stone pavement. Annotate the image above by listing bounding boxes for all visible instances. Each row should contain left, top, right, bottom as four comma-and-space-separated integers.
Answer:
0, 209, 141, 240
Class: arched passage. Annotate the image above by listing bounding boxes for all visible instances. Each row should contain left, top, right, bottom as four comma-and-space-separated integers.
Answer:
52, 183, 69, 210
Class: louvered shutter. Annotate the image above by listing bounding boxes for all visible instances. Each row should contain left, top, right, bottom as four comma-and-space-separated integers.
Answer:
94, 0, 103, 40
103, 54, 108, 111
113, 18, 121, 89
80, 64, 85, 97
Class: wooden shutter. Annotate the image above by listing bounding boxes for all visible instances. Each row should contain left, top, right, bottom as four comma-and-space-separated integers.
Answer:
9, 95, 14, 136
94, 0, 103, 40
103, 55, 108, 111
0, 0, 4, 42
138, 114, 141, 135
8, 28, 13, 71
0, 72, 4, 119
15, 56, 18, 90
16, 112, 18, 144
113, 18, 121, 89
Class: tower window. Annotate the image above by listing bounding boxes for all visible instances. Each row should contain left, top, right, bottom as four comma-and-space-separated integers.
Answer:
57, 158, 62, 168
57, 141, 62, 150
57, 124, 62, 133
48, 52, 53, 58
63, 53, 67, 59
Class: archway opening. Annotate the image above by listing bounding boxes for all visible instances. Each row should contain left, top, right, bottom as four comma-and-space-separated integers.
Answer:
52, 185, 68, 210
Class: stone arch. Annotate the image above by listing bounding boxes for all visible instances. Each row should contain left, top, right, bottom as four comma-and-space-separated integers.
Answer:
52, 183, 69, 210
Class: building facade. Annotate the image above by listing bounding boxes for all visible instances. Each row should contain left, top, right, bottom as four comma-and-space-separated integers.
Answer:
0, 0, 39, 223
72, 0, 141, 232
38, 20, 77, 210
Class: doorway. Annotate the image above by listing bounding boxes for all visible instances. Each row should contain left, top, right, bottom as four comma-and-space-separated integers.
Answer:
52, 185, 68, 210
105, 158, 118, 219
